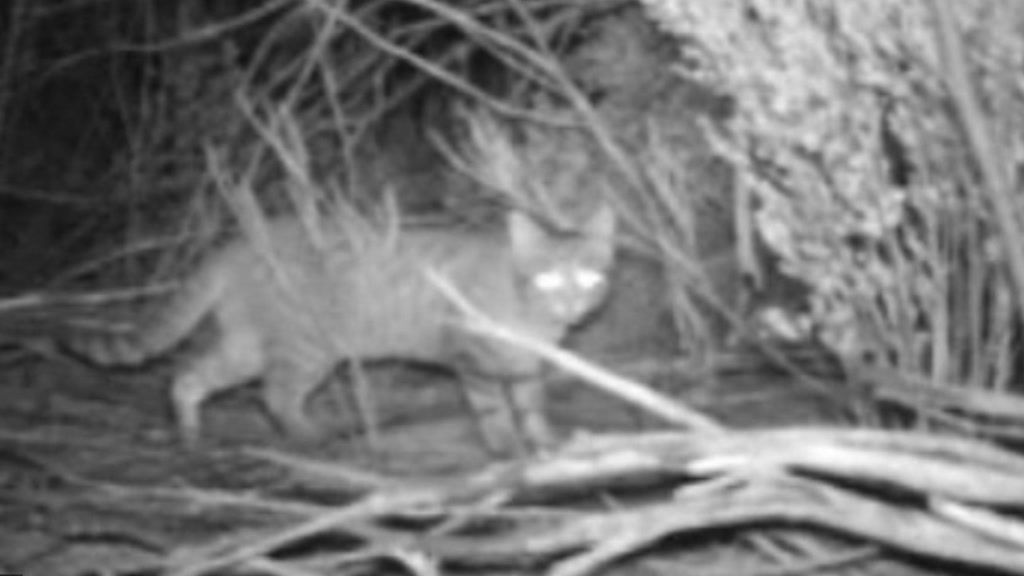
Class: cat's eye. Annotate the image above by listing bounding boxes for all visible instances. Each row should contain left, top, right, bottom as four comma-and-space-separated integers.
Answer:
533, 270, 568, 291
573, 268, 605, 290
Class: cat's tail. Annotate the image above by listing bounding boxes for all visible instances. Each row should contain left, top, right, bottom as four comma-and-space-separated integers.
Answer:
62, 266, 223, 366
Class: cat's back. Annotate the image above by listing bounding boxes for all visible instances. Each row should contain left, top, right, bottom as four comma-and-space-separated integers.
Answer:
207, 218, 523, 355
326, 223, 528, 353
212, 217, 512, 283
354, 223, 518, 295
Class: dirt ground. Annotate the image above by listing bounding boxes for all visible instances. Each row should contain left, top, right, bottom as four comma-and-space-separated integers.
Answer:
0, 342, 844, 575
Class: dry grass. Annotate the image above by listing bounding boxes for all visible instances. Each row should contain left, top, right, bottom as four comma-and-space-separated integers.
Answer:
128, 426, 1024, 576
644, 0, 1024, 436
7, 2, 1022, 575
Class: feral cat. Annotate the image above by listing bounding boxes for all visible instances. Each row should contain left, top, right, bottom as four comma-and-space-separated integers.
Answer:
65, 206, 617, 450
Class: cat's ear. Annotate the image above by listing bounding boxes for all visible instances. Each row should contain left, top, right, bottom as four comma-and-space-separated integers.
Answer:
581, 203, 616, 265
582, 203, 616, 241
508, 209, 549, 259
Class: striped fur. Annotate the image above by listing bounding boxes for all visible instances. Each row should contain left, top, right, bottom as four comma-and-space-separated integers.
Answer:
66, 207, 616, 449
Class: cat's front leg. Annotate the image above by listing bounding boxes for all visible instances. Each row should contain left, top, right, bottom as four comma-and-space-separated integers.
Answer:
462, 379, 523, 455
510, 378, 556, 448
462, 377, 555, 455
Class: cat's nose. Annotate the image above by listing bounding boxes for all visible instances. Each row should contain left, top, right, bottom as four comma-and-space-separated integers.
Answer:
551, 299, 588, 322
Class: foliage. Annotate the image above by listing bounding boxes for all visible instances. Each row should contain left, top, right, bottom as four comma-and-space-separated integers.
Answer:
643, 0, 1024, 392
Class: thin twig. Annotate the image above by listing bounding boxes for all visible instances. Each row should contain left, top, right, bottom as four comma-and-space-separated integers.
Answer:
424, 267, 722, 433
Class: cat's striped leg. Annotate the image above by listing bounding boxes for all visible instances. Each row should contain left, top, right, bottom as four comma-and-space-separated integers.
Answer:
462, 378, 528, 455
260, 357, 332, 442
510, 378, 556, 448
171, 335, 263, 447
462, 377, 555, 454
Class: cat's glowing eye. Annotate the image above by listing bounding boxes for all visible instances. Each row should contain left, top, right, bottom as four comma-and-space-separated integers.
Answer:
533, 271, 567, 292
573, 268, 605, 290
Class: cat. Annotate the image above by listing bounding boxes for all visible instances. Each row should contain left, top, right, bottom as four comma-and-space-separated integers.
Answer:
63, 205, 617, 451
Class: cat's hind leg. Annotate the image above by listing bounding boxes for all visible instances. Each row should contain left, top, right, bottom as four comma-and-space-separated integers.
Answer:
171, 334, 263, 447
260, 357, 332, 442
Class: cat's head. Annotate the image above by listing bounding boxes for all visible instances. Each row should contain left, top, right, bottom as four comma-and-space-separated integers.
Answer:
509, 204, 617, 324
